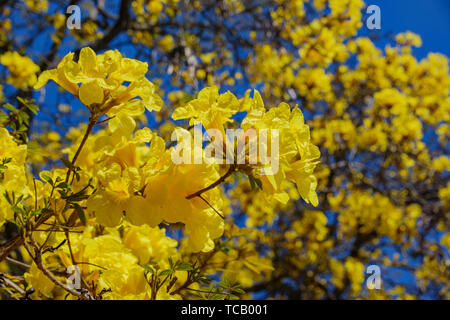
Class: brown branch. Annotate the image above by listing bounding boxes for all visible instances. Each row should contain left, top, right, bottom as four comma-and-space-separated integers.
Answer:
197, 194, 224, 219
184, 165, 236, 219
170, 250, 216, 297
95, 115, 115, 125
6, 257, 30, 269
185, 165, 235, 200
89, 0, 131, 53
65, 117, 96, 182
23, 234, 84, 298
0, 273, 27, 297
0, 236, 23, 263
1, 109, 98, 264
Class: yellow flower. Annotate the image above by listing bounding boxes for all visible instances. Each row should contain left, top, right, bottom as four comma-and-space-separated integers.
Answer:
240, 94, 321, 207
141, 161, 225, 252
345, 257, 365, 295
0, 52, 39, 89
172, 86, 240, 133
24, 263, 55, 298
35, 47, 163, 133
123, 224, 178, 265
159, 35, 175, 52
24, 0, 48, 12
0, 128, 29, 226
86, 162, 146, 227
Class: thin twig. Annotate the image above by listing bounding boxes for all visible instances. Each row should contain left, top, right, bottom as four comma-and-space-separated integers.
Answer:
198, 194, 224, 219
23, 234, 84, 298
186, 165, 235, 200
95, 115, 115, 125
33, 178, 37, 211
65, 117, 97, 183
5, 257, 30, 269
0, 273, 27, 297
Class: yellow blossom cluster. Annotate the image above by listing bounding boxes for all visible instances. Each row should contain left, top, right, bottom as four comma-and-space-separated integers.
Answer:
0, 129, 29, 226
34, 47, 163, 134
0, 43, 321, 299
0, 52, 40, 89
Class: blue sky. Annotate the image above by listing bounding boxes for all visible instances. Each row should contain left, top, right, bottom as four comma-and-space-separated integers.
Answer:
369, 0, 450, 58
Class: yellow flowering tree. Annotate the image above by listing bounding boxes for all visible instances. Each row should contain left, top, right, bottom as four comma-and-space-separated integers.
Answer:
0, 0, 448, 300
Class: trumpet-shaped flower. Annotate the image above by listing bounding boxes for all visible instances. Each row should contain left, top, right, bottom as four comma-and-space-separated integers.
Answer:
172, 86, 240, 133
34, 47, 163, 133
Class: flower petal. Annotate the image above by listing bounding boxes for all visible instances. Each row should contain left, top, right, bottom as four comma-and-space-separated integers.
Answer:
79, 80, 104, 106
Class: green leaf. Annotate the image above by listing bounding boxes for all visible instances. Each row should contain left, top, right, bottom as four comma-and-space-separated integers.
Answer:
18, 97, 39, 115
176, 263, 194, 271
16, 97, 27, 105
233, 288, 245, 294
56, 182, 71, 190
197, 276, 211, 284
12, 206, 25, 215
29, 207, 51, 218
254, 178, 263, 190
248, 175, 256, 190
16, 194, 24, 204
61, 157, 73, 169
3, 103, 16, 112
142, 264, 155, 274
180, 94, 194, 103
17, 111, 29, 125
41, 174, 53, 185
4, 191, 12, 204
223, 277, 231, 286
65, 190, 89, 202
57, 189, 67, 198
27, 105, 39, 115
247, 175, 262, 191
73, 204, 86, 225
159, 269, 173, 276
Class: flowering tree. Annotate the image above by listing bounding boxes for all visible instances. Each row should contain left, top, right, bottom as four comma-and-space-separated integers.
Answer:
0, 0, 448, 300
